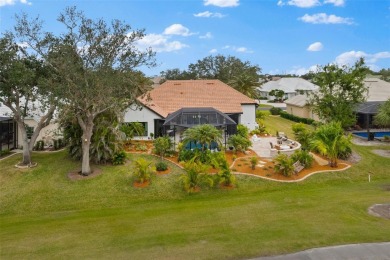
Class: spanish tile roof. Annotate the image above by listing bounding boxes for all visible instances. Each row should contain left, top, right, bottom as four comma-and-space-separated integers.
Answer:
138, 80, 257, 118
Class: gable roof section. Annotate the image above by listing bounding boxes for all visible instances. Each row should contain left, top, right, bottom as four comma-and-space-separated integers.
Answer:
259, 77, 319, 93
138, 80, 257, 118
364, 78, 390, 102
284, 95, 309, 107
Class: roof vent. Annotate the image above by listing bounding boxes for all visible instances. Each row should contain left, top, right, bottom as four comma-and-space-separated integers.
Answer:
174, 83, 181, 85
206, 82, 214, 85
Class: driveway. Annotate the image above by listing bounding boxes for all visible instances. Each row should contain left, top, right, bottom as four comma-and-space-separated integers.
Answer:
251, 242, 390, 260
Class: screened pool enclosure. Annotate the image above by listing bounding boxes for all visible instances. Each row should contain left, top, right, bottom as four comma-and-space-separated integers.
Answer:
161, 107, 238, 149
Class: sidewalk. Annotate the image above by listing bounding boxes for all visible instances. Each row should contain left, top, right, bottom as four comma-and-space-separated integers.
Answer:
251, 242, 390, 260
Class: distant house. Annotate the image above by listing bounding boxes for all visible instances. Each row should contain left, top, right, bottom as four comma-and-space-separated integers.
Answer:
258, 77, 318, 100
0, 103, 61, 150
124, 79, 258, 143
284, 78, 390, 128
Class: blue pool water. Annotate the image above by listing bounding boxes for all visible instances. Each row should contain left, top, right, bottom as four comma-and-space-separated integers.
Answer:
353, 132, 390, 138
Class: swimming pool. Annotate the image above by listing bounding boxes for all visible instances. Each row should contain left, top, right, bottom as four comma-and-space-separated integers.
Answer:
353, 131, 390, 138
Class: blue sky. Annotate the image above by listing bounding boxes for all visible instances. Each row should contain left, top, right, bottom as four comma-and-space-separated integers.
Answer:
1, 0, 389, 76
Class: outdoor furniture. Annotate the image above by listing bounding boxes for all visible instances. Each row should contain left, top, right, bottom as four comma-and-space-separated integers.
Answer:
251, 134, 261, 142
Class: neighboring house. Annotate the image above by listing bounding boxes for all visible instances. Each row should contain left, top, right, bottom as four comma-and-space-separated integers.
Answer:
124, 79, 258, 144
284, 95, 320, 121
258, 77, 318, 100
0, 103, 61, 150
284, 78, 390, 128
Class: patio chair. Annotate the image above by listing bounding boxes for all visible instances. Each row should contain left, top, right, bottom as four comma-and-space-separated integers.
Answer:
251, 134, 261, 142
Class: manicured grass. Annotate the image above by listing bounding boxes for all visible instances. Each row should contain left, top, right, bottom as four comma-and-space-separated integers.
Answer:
1, 145, 390, 259
263, 113, 315, 138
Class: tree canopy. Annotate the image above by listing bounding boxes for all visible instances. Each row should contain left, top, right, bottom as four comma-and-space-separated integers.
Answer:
13, 6, 155, 174
160, 55, 261, 85
0, 34, 58, 165
374, 98, 390, 127
308, 58, 368, 128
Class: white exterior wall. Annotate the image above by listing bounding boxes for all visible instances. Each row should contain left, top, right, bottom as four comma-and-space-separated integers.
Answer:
240, 104, 257, 130
124, 104, 162, 139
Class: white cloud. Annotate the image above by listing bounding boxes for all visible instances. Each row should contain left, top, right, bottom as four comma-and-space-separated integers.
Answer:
222, 45, 253, 53
199, 32, 213, 39
0, 0, 31, 6
277, 0, 345, 7
280, 0, 320, 8
194, 11, 225, 18
299, 13, 353, 24
288, 65, 319, 75
135, 33, 188, 53
209, 48, 218, 53
163, 24, 194, 36
335, 51, 390, 66
307, 42, 323, 51
204, 0, 239, 7
324, 0, 345, 6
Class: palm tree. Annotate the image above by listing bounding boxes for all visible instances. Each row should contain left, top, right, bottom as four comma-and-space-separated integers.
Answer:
310, 121, 352, 167
182, 124, 223, 151
374, 98, 390, 127
133, 158, 155, 184
228, 73, 260, 99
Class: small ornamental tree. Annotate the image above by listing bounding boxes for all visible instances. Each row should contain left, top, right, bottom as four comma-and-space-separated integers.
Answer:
153, 136, 172, 161
269, 89, 285, 102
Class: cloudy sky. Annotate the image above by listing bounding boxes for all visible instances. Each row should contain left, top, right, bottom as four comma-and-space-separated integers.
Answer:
1, 0, 389, 76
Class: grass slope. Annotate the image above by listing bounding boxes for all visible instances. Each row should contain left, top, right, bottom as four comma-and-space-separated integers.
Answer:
0, 144, 389, 259
263, 113, 315, 138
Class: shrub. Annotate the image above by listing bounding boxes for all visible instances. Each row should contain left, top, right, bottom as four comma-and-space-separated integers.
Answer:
153, 136, 172, 160
135, 143, 147, 151
384, 135, 390, 141
291, 150, 313, 169
274, 153, 295, 177
0, 149, 11, 157
181, 160, 212, 193
112, 150, 127, 165
255, 110, 267, 120
133, 158, 155, 184
155, 161, 168, 171
280, 111, 315, 125
178, 149, 212, 164
34, 140, 44, 151
237, 124, 249, 138
228, 134, 252, 153
270, 107, 282, 115
250, 156, 259, 170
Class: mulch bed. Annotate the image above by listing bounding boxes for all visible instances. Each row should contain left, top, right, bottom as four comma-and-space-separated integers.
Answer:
133, 180, 150, 188
161, 150, 351, 182
68, 168, 103, 180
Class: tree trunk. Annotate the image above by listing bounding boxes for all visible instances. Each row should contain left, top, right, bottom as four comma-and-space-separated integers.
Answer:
79, 116, 94, 176
17, 120, 32, 165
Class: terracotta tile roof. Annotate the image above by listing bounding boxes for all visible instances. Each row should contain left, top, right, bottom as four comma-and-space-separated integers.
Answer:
138, 80, 257, 118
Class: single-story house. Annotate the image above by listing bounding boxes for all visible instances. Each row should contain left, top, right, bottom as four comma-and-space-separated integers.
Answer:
284, 78, 390, 128
124, 79, 258, 144
0, 103, 61, 150
258, 77, 318, 100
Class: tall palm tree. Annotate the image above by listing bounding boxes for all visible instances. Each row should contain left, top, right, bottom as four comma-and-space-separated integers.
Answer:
310, 121, 352, 167
183, 124, 223, 151
374, 98, 390, 127
228, 73, 260, 99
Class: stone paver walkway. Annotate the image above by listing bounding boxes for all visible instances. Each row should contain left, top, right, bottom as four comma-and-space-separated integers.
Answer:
250, 137, 277, 158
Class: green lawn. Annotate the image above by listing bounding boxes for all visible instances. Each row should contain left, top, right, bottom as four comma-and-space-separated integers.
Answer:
262, 112, 315, 138
1, 142, 390, 259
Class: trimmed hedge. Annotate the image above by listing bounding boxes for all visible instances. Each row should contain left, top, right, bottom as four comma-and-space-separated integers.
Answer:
280, 111, 315, 125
